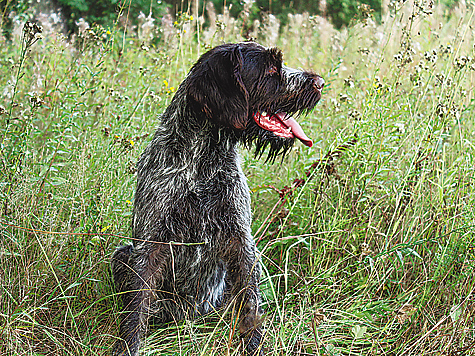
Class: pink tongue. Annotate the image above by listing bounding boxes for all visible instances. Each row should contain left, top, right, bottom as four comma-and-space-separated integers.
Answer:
275, 113, 313, 147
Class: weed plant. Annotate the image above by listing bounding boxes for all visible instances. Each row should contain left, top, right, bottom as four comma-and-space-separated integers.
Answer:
1, 1, 475, 355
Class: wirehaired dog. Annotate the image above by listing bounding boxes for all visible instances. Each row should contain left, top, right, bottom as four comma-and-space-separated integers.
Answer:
112, 42, 324, 356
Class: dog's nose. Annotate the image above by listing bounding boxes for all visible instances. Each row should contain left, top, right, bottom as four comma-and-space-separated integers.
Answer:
313, 77, 325, 90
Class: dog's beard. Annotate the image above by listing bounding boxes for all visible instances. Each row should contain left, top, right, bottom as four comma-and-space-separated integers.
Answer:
240, 104, 317, 162
240, 121, 295, 163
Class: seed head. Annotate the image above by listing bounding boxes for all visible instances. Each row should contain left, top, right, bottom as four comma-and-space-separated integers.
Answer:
436, 103, 448, 118
454, 56, 469, 71
344, 76, 355, 88
102, 127, 111, 137
349, 109, 362, 120
23, 21, 43, 46
339, 93, 349, 102
423, 49, 438, 63
29, 94, 45, 108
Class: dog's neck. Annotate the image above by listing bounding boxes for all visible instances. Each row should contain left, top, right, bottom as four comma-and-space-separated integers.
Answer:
146, 87, 242, 177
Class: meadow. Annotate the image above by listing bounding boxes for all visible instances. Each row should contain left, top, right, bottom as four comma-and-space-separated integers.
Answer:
1, 1, 475, 354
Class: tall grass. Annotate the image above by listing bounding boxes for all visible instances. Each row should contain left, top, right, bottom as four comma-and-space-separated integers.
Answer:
1, 1, 475, 355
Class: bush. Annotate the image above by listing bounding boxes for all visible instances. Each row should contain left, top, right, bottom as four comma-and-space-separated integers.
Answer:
1, 0, 34, 38
56, 0, 169, 32
175, 0, 381, 29
0, 0, 169, 35
326, 0, 381, 28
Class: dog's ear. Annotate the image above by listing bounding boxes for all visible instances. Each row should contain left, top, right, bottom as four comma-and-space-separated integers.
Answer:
186, 44, 249, 130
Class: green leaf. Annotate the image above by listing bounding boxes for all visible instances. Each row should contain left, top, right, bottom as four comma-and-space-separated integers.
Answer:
351, 325, 367, 339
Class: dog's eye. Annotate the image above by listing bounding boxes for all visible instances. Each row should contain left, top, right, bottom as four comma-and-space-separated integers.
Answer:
267, 65, 279, 75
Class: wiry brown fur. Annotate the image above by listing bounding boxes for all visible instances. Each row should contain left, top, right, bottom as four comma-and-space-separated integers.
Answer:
112, 42, 323, 356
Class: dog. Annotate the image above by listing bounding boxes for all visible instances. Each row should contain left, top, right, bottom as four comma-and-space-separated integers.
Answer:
112, 42, 324, 356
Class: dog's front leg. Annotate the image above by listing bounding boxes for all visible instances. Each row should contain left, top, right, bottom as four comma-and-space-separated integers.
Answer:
223, 236, 264, 356
112, 243, 170, 356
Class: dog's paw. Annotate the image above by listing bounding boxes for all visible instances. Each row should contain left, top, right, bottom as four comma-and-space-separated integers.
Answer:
243, 327, 265, 356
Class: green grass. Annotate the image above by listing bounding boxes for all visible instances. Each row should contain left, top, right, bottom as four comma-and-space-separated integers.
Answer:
1, 2, 475, 355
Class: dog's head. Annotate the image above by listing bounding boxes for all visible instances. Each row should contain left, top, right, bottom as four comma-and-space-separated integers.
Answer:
185, 42, 324, 160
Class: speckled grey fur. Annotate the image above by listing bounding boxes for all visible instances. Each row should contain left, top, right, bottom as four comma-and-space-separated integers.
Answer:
111, 42, 323, 356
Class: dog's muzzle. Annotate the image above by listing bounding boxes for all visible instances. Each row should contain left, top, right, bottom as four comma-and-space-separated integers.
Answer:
313, 76, 325, 91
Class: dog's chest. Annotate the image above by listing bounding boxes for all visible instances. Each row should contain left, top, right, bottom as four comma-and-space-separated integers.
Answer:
134, 143, 252, 244
193, 158, 252, 228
